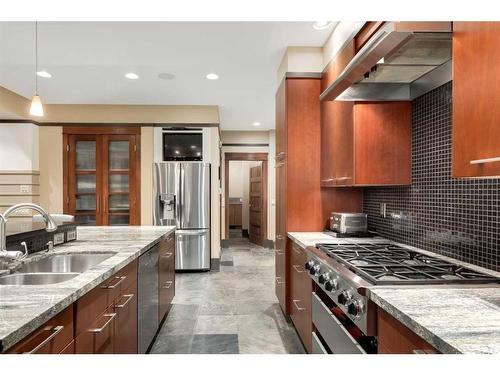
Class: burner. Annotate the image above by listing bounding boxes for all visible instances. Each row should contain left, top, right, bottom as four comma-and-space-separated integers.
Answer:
316, 242, 500, 285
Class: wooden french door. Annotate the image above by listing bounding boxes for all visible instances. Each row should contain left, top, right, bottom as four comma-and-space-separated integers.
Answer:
64, 128, 140, 226
248, 163, 267, 246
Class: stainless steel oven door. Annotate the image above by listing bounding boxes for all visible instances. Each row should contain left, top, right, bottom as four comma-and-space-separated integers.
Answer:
312, 292, 366, 354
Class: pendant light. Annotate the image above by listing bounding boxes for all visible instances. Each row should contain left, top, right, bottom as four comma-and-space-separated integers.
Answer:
30, 21, 44, 117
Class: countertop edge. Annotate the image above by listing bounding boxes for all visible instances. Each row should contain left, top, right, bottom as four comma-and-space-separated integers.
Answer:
0, 226, 175, 352
366, 289, 461, 354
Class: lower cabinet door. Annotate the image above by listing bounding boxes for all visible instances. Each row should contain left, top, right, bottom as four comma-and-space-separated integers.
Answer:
59, 340, 75, 354
6, 306, 74, 354
159, 235, 175, 321
114, 283, 138, 354
75, 306, 116, 354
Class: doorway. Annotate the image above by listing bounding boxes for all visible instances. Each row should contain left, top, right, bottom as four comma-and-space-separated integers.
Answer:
224, 153, 268, 246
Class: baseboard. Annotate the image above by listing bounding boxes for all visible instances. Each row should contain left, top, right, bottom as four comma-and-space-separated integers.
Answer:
263, 239, 274, 249
211, 258, 220, 272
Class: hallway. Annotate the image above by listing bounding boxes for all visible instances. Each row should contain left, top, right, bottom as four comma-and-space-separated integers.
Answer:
150, 237, 305, 354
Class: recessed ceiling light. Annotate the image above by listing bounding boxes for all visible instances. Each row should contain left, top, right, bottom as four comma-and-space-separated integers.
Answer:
206, 73, 219, 80
312, 21, 332, 30
158, 72, 175, 80
125, 72, 139, 80
36, 70, 52, 78
252, 122, 261, 127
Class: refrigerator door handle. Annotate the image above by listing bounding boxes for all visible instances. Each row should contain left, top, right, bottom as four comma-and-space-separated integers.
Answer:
175, 229, 209, 236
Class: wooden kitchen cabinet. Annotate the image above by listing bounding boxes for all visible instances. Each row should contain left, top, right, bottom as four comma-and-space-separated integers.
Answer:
75, 259, 138, 354
377, 308, 440, 354
289, 241, 312, 353
6, 306, 74, 354
159, 233, 175, 322
452, 22, 500, 178
274, 77, 323, 315
321, 101, 411, 187
63, 127, 141, 226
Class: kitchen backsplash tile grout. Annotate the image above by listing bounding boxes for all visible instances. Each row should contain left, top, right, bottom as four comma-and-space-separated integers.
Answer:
363, 82, 500, 272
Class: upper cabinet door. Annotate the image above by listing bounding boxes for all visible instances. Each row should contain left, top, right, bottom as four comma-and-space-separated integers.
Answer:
67, 134, 103, 225
64, 128, 141, 226
452, 22, 500, 178
102, 134, 139, 226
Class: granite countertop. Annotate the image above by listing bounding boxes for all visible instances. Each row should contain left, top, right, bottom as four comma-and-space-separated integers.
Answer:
0, 225, 175, 352
288, 231, 500, 354
368, 287, 500, 354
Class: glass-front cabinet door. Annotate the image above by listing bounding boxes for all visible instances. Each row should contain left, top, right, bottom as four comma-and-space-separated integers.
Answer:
102, 135, 138, 226
65, 130, 140, 226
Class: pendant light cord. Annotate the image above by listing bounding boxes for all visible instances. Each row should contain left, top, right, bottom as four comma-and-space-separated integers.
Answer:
35, 21, 38, 95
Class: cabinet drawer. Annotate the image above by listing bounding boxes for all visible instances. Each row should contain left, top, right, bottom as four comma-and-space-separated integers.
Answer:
114, 282, 138, 354
75, 306, 116, 354
312, 293, 365, 354
7, 306, 73, 354
59, 340, 75, 354
75, 260, 137, 335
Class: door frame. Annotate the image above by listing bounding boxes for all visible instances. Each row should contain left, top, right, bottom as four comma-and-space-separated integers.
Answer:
63, 126, 141, 225
224, 152, 268, 241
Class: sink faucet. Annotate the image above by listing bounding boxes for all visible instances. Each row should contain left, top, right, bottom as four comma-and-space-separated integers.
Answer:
0, 203, 58, 261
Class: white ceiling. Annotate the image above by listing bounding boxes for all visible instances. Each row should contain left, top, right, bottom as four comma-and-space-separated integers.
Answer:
0, 22, 333, 129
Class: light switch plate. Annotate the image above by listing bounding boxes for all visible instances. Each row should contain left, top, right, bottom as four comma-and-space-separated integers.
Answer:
53, 232, 64, 245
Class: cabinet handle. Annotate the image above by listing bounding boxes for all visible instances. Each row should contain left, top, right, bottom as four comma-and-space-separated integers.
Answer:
275, 249, 284, 256
102, 276, 126, 289
293, 265, 304, 273
276, 234, 284, 240
470, 156, 500, 165
88, 313, 116, 333
322, 178, 334, 182
293, 300, 306, 311
161, 252, 173, 259
293, 245, 302, 255
24, 325, 64, 354
275, 277, 284, 285
162, 280, 173, 289
165, 235, 174, 242
115, 294, 134, 309
275, 162, 285, 168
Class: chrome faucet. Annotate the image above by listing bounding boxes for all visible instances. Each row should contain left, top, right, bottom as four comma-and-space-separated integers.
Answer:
0, 203, 58, 260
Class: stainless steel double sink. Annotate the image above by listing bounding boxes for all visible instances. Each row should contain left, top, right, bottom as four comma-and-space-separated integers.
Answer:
0, 252, 115, 286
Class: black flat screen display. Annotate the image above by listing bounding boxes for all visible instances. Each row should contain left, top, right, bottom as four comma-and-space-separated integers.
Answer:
163, 133, 203, 161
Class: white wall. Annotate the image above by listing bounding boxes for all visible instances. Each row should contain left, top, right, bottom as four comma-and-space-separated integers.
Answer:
0, 123, 39, 171
322, 21, 365, 68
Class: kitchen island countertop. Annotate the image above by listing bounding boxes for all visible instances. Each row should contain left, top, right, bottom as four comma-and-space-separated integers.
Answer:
0, 226, 175, 353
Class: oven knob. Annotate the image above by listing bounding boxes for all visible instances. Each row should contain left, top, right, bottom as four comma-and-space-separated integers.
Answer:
347, 300, 364, 317
304, 260, 315, 270
318, 273, 330, 284
337, 290, 352, 306
324, 277, 339, 292
310, 264, 321, 276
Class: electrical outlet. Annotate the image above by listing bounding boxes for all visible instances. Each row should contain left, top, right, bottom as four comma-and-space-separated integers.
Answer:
20, 185, 30, 193
380, 203, 387, 218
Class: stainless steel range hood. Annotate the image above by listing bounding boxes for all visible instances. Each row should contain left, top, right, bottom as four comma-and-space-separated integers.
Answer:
320, 22, 452, 102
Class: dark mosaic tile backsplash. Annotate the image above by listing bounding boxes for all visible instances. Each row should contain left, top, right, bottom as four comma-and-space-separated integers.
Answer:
363, 82, 500, 271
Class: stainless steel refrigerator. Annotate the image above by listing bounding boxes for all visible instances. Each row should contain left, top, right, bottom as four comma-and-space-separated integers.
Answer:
153, 162, 211, 271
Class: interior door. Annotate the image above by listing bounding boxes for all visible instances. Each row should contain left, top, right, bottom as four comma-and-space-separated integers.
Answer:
67, 134, 103, 225
248, 164, 264, 246
102, 134, 139, 225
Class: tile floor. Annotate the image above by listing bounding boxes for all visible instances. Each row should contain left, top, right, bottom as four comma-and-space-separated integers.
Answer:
150, 236, 305, 354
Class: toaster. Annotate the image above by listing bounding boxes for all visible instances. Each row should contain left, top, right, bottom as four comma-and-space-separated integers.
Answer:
330, 212, 368, 234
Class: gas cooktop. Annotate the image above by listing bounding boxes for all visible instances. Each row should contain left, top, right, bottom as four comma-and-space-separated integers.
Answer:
316, 242, 500, 285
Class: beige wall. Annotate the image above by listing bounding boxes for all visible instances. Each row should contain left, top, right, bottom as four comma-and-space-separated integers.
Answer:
38, 126, 63, 214
220, 130, 275, 242
0, 86, 30, 119
276, 47, 323, 84
207, 127, 221, 259
140, 127, 154, 225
